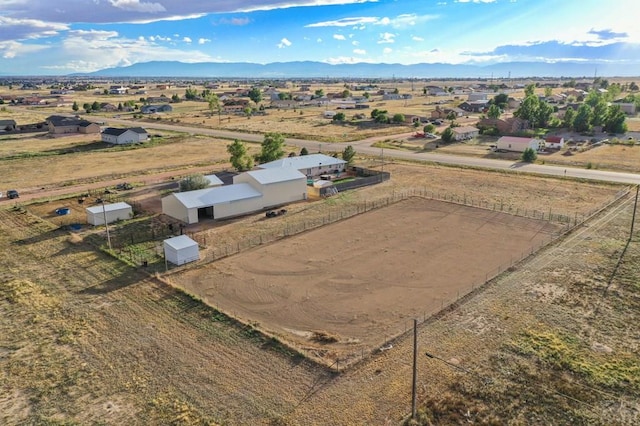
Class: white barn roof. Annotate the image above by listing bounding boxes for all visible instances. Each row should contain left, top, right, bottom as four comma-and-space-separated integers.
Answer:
86, 202, 132, 214
243, 168, 305, 185
164, 235, 198, 250
258, 153, 346, 170
172, 183, 261, 209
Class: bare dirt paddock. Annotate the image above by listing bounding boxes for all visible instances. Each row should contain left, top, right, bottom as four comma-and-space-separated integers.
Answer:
173, 197, 562, 364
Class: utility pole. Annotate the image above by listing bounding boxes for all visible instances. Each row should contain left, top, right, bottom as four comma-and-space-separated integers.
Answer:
101, 200, 112, 251
411, 318, 418, 420
630, 185, 639, 239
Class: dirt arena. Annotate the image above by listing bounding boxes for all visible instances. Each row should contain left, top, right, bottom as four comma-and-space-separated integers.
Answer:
173, 197, 562, 362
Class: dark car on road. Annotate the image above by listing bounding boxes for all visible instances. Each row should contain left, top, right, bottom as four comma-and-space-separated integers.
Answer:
6, 189, 19, 199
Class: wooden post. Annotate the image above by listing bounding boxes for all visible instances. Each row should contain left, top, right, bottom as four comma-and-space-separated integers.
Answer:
411, 318, 418, 420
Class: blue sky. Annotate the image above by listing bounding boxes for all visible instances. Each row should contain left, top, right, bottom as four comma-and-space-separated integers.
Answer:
0, 0, 638, 75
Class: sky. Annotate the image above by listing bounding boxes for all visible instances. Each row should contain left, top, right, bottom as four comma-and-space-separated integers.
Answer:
0, 0, 639, 75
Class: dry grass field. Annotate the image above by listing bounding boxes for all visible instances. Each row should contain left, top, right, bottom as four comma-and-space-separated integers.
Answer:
0, 80, 639, 424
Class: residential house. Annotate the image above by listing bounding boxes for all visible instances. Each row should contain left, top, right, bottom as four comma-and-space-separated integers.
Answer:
458, 101, 488, 113
467, 92, 490, 102
101, 127, 149, 144
140, 104, 172, 114
478, 117, 530, 134
258, 153, 346, 178
431, 106, 465, 119
452, 126, 480, 141
0, 119, 17, 132
270, 99, 300, 109
382, 93, 403, 101
46, 115, 100, 134
613, 102, 637, 115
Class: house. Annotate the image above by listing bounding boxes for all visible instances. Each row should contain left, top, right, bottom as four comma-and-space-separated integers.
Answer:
544, 136, 565, 149
46, 115, 101, 134
86, 202, 133, 225
109, 86, 128, 95
613, 102, 637, 115
258, 153, 347, 177
270, 100, 300, 109
431, 106, 464, 119
161, 168, 307, 224
163, 235, 200, 266
478, 117, 530, 134
467, 92, 490, 102
101, 127, 149, 144
382, 93, 403, 101
0, 119, 17, 132
452, 126, 480, 141
331, 99, 356, 109
140, 104, 172, 114
458, 101, 488, 113
496, 136, 543, 153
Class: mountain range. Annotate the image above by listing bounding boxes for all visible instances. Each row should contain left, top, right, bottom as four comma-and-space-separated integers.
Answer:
76, 60, 636, 79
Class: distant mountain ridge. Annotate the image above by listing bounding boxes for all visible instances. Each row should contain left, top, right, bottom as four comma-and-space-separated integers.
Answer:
77, 60, 633, 79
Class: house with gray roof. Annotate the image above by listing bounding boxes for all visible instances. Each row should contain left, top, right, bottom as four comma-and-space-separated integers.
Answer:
258, 153, 347, 177
46, 115, 100, 134
101, 127, 149, 144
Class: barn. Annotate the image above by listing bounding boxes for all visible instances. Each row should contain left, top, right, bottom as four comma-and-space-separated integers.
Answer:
86, 202, 133, 225
161, 184, 263, 224
258, 153, 346, 178
233, 168, 307, 209
496, 136, 543, 153
163, 235, 199, 266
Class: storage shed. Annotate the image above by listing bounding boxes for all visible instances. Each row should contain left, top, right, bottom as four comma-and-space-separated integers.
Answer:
86, 202, 133, 225
163, 235, 199, 266
496, 136, 543, 153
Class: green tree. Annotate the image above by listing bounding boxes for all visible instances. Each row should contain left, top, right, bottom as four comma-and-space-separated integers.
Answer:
227, 139, 254, 171
82, 102, 91, 113
441, 127, 455, 143
629, 82, 639, 91
117, 102, 123, 111
341, 89, 351, 98
332, 112, 346, 122
513, 94, 539, 124
342, 145, 356, 165
603, 105, 627, 134
392, 113, 405, 123
171, 93, 181, 103
544, 87, 553, 98
179, 174, 209, 192
535, 101, 554, 128
256, 132, 285, 163
423, 123, 436, 134
184, 87, 198, 100
521, 147, 537, 163
524, 84, 536, 97
206, 93, 219, 118
591, 98, 609, 127
574, 104, 593, 133
374, 113, 389, 123
563, 107, 576, 130
487, 104, 501, 119
314, 89, 324, 98
491, 93, 509, 110
371, 108, 387, 119
300, 147, 309, 156
72, 101, 79, 112
91, 101, 100, 111
248, 87, 262, 105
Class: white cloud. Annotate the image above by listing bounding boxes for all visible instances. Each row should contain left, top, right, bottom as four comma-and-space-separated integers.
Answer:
277, 37, 292, 48
198, 38, 211, 44
353, 48, 366, 55
109, 0, 166, 13
325, 55, 374, 65
183, 37, 192, 43
352, 40, 359, 46
378, 32, 395, 44
307, 14, 437, 29
0, 16, 68, 42
317, 38, 323, 43
0, 40, 49, 59
412, 36, 424, 42
383, 47, 393, 54
333, 34, 346, 41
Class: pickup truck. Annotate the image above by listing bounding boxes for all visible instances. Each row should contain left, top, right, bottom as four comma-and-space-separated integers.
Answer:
6, 189, 19, 199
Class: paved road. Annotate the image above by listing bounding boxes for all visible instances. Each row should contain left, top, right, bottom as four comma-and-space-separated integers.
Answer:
104, 117, 640, 186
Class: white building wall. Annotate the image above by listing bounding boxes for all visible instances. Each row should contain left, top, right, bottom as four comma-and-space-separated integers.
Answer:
213, 197, 264, 219
161, 194, 191, 223
260, 180, 307, 208
87, 206, 132, 225
164, 242, 199, 265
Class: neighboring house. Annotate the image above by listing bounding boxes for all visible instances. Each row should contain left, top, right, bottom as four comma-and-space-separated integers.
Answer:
331, 99, 356, 109
46, 115, 100, 134
140, 104, 172, 114
431, 106, 464, 119
544, 136, 565, 149
496, 136, 543, 152
458, 101, 488, 113
478, 117, 530, 134
382, 93, 403, 101
101, 127, 149, 144
452, 126, 480, 141
425, 86, 447, 96
109, 86, 128, 95
270, 100, 300, 109
161, 168, 307, 224
467, 92, 490, 102
257, 153, 347, 177
0, 119, 17, 132
613, 102, 637, 115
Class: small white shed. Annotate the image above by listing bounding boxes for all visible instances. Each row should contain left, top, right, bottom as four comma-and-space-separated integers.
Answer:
86, 202, 133, 225
164, 235, 199, 266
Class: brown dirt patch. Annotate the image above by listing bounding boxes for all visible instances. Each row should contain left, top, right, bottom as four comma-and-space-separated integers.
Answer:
173, 197, 562, 364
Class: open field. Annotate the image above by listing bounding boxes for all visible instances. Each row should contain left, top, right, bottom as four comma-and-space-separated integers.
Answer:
172, 197, 562, 365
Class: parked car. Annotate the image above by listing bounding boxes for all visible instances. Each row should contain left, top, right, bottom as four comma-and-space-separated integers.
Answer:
6, 189, 19, 199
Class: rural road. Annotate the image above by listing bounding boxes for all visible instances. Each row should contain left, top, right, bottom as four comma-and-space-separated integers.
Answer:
103, 117, 640, 186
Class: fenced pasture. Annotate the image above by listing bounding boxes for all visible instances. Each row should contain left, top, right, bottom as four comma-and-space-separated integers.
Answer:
170, 196, 568, 367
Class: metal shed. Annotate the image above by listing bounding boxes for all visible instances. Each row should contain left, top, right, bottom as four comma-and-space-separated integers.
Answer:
86, 202, 133, 225
163, 235, 199, 266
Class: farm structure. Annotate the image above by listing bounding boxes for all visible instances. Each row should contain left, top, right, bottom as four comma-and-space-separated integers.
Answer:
46, 115, 100, 135
544, 135, 565, 149
164, 235, 200, 266
161, 168, 306, 224
496, 136, 543, 152
86, 202, 132, 225
101, 127, 149, 144
258, 153, 346, 178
